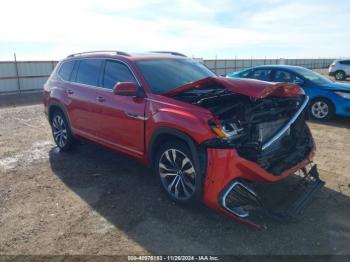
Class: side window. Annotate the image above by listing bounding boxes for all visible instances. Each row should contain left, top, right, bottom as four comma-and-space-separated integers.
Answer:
75, 59, 103, 86
58, 61, 75, 81
239, 69, 252, 78
340, 60, 350, 65
102, 60, 137, 89
274, 70, 302, 84
251, 69, 272, 81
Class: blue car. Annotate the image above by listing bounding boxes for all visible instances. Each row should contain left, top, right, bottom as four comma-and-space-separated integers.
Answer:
227, 65, 350, 120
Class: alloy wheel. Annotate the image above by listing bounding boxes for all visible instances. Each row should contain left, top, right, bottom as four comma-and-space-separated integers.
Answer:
311, 101, 329, 119
52, 115, 68, 148
158, 149, 196, 201
335, 71, 344, 81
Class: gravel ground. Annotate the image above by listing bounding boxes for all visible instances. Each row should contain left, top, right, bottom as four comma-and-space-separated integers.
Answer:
0, 102, 349, 255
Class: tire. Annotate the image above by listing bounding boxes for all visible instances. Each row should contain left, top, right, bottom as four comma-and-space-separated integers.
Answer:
309, 98, 334, 121
334, 70, 346, 81
50, 110, 75, 151
155, 141, 197, 204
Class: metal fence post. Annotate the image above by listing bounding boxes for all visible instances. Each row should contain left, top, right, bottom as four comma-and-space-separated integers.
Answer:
234, 56, 237, 72
214, 58, 217, 75
14, 53, 21, 95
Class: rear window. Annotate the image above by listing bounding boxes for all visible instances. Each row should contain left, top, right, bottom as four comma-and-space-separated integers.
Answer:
58, 61, 75, 81
75, 59, 103, 86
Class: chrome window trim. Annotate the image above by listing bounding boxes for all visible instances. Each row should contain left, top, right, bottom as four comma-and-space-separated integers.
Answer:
56, 57, 142, 90
262, 95, 309, 151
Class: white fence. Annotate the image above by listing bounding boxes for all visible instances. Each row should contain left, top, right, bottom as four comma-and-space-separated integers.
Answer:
0, 61, 57, 94
0, 58, 334, 94
204, 58, 334, 76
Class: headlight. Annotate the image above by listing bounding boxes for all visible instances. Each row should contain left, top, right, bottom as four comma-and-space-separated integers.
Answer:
335, 91, 350, 99
209, 119, 244, 139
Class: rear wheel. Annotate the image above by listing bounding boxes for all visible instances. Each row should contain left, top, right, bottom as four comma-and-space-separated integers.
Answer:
309, 98, 334, 121
334, 70, 346, 81
155, 142, 197, 203
50, 110, 74, 151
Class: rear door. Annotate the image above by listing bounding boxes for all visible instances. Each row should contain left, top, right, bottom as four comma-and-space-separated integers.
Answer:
93, 59, 146, 157
339, 60, 350, 75
67, 59, 104, 136
249, 68, 273, 81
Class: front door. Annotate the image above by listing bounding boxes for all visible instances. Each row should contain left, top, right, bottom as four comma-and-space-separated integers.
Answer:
94, 60, 146, 157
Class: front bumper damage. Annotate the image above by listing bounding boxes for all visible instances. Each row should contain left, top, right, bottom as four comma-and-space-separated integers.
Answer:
202, 147, 325, 229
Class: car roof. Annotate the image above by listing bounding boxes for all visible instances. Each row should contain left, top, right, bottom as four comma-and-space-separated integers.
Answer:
250, 65, 307, 70
61, 51, 188, 63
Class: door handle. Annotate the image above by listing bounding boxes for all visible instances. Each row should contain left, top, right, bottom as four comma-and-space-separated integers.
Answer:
96, 96, 106, 102
66, 89, 74, 95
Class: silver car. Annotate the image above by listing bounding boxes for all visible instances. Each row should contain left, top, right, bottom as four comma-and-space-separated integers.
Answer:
329, 59, 350, 81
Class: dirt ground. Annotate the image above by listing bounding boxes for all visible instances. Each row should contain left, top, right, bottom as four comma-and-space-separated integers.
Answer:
0, 101, 350, 255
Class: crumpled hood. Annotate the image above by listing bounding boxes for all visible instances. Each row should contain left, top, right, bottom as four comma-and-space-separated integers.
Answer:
321, 82, 350, 92
163, 77, 302, 98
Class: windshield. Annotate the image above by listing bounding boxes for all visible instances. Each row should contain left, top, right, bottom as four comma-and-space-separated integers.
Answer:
293, 67, 332, 85
135, 59, 216, 94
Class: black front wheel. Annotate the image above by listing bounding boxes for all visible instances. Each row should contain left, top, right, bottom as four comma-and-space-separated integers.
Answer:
50, 110, 75, 151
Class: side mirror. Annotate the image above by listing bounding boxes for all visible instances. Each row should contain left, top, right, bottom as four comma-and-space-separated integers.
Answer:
113, 82, 143, 97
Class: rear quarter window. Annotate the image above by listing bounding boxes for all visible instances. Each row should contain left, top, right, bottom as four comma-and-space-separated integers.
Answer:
58, 61, 75, 81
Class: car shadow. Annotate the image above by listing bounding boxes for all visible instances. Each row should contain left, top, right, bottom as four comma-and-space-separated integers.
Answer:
49, 142, 350, 255
307, 116, 350, 129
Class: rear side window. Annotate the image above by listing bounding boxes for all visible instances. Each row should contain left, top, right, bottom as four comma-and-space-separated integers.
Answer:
339, 60, 350, 65
102, 61, 137, 89
251, 69, 272, 81
58, 61, 75, 81
76, 59, 103, 86
274, 70, 303, 83
238, 69, 252, 78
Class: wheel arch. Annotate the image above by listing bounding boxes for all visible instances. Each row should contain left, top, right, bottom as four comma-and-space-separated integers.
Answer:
309, 96, 335, 109
335, 69, 346, 74
48, 101, 72, 130
148, 127, 207, 201
148, 128, 199, 168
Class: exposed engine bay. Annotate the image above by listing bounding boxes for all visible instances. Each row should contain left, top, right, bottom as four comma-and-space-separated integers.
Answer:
172, 84, 314, 175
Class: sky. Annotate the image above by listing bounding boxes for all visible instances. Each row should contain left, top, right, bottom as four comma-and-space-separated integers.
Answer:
0, 0, 349, 60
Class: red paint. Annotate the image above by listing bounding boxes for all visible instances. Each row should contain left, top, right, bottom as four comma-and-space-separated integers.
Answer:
43, 53, 315, 228
164, 76, 303, 98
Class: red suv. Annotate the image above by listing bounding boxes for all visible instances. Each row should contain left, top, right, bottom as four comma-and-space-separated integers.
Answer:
43, 51, 324, 228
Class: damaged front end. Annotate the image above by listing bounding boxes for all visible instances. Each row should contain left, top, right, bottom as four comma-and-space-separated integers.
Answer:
169, 77, 325, 228
219, 165, 324, 227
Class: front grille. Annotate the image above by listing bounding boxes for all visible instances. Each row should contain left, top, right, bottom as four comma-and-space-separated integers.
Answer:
237, 96, 312, 175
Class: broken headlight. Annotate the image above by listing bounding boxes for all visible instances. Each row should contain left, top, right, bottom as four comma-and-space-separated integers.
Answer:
209, 119, 245, 140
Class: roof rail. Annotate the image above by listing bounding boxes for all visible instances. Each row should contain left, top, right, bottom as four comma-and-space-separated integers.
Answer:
67, 50, 130, 58
150, 51, 187, 57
